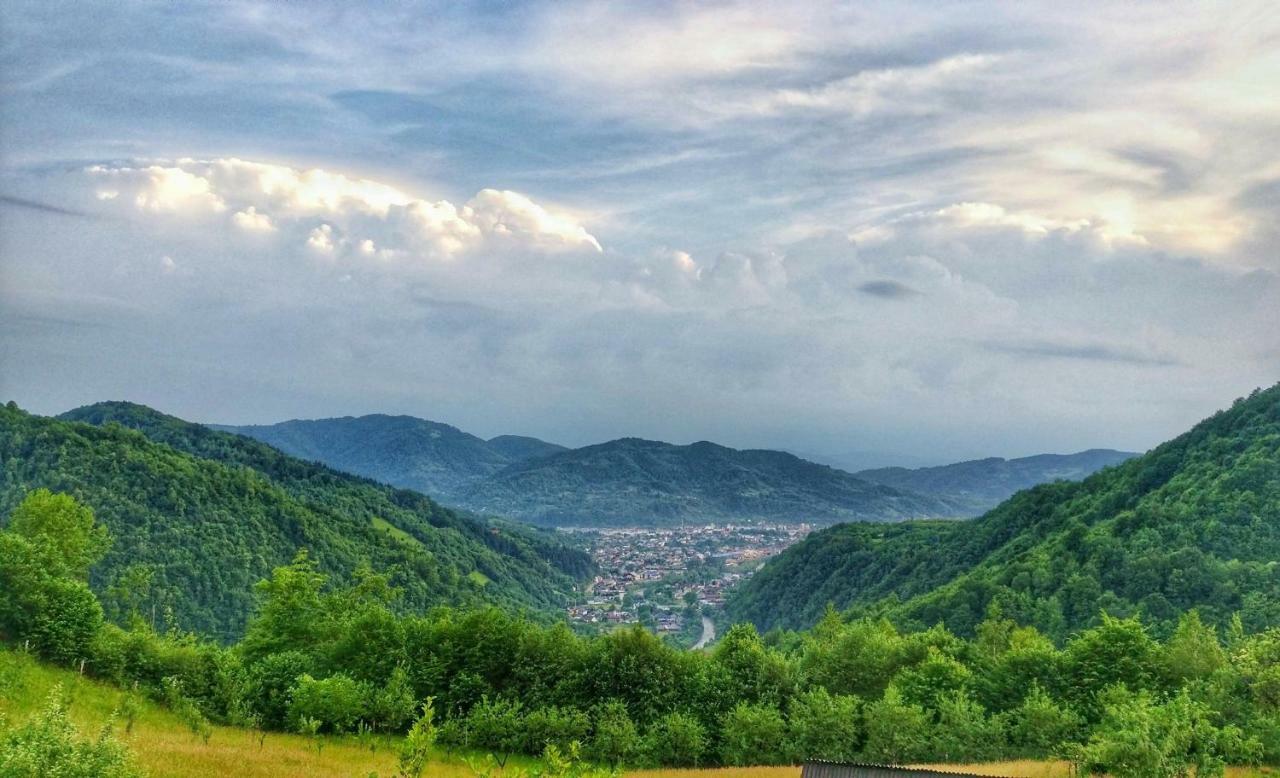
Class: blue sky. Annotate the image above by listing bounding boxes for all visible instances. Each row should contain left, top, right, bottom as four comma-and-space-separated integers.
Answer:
2, 1, 1278, 467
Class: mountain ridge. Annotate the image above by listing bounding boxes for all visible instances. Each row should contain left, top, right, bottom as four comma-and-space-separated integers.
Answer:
855, 447, 1139, 515
726, 383, 1280, 638
0, 401, 590, 639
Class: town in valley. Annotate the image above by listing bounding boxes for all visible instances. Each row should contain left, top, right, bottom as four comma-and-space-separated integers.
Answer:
565, 523, 811, 645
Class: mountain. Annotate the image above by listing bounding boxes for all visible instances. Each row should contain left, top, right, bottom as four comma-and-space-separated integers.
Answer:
855, 448, 1139, 515
726, 384, 1280, 639
0, 402, 590, 640
486, 434, 569, 462
214, 415, 565, 499
216, 413, 1133, 528
456, 437, 963, 526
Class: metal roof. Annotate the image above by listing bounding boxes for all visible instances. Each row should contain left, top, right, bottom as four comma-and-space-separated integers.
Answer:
802, 761, 1022, 778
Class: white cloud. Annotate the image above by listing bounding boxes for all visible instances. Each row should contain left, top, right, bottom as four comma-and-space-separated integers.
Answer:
232, 206, 275, 232
85, 158, 603, 259
306, 224, 336, 253
88, 164, 227, 213
466, 189, 603, 253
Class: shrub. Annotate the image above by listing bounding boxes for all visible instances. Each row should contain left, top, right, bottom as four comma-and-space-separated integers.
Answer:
588, 701, 638, 767
287, 673, 370, 734
787, 687, 861, 762
642, 711, 705, 767
861, 687, 930, 764
719, 701, 787, 765
523, 706, 590, 754
0, 686, 142, 778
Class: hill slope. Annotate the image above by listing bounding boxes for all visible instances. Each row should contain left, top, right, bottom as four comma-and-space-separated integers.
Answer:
855, 448, 1139, 516
457, 437, 963, 526
0, 402, 588, 639
214, 415, 565, 499
727, 384, 1280, 638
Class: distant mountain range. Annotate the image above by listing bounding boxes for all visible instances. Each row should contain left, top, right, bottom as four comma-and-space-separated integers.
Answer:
854, 449, 1138, 515
216, 414, 1135, 527
456, 437, 962, 526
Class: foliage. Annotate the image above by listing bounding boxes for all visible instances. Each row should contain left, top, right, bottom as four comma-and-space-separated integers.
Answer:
0, 686, 142, 778
287, 673, 369, 734
642, 712, 706, 767
786, 687, 861, 762
1071, 688, 1260, 778
586, 701, 637, 767
718, 702, 787, 766
396, 698, 436, 778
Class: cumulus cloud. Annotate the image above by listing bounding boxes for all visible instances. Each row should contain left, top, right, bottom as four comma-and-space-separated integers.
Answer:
232, 206, 275, 232
85, 159, 604, 260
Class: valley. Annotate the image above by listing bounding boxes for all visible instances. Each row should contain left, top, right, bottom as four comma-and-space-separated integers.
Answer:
566, 523, 812, 643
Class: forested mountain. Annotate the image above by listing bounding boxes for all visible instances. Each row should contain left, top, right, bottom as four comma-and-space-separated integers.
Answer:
855, 448, 1139, 516
727, 384, 1280, 639
0, 402, 589, 639
214, 414, 565, 499
456, 437, 963, 526
218, 413, 1129, 528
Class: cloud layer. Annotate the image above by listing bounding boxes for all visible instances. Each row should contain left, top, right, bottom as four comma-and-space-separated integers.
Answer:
2, 1, 1278, 464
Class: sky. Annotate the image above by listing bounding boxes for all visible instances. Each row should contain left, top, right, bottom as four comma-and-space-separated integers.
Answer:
1, 1, 1278, 468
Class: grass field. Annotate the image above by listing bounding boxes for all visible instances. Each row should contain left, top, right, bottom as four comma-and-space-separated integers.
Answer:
1, 649, 1274, 778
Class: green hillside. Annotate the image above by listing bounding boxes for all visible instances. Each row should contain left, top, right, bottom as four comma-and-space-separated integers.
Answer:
215, 415, 566, 500
0, 402, 589, 639
727, 384, 1280, 638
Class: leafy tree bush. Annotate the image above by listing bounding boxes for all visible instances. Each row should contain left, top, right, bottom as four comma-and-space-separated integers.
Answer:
0, 491, 108, 664
786, 687, 861, 762
464, 697, 525, 767
396, 698, 436, 778
1072, 688, 1260, 778
0, 687, 141, 778
369, 666, 417, 733
287, 673, 370, 734
928, 691, 1004, 762
861, 687, 930, 765
522, 706, 590, 755
243, 650, 312, 729
642, 712, 706, 767
1003, 683, 1082, 756
718, 701, 787, 766
587, 701, 637, 767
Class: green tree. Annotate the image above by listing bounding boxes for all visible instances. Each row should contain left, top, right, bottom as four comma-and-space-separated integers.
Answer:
718, 702, 787, 766
287, 673, 370, 734
928, 691, 1004, 762
6, 489, 109, 580
1072, 688, 1259, 778
642, 711, 705, 767
588, 701, 638, 767
465, 697, 525, 767
861, 687, 929, 765
1003, 684, 1082, 757
0, 492, 108, 664
893, 647, 972, 713
786, 687, 861, 762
